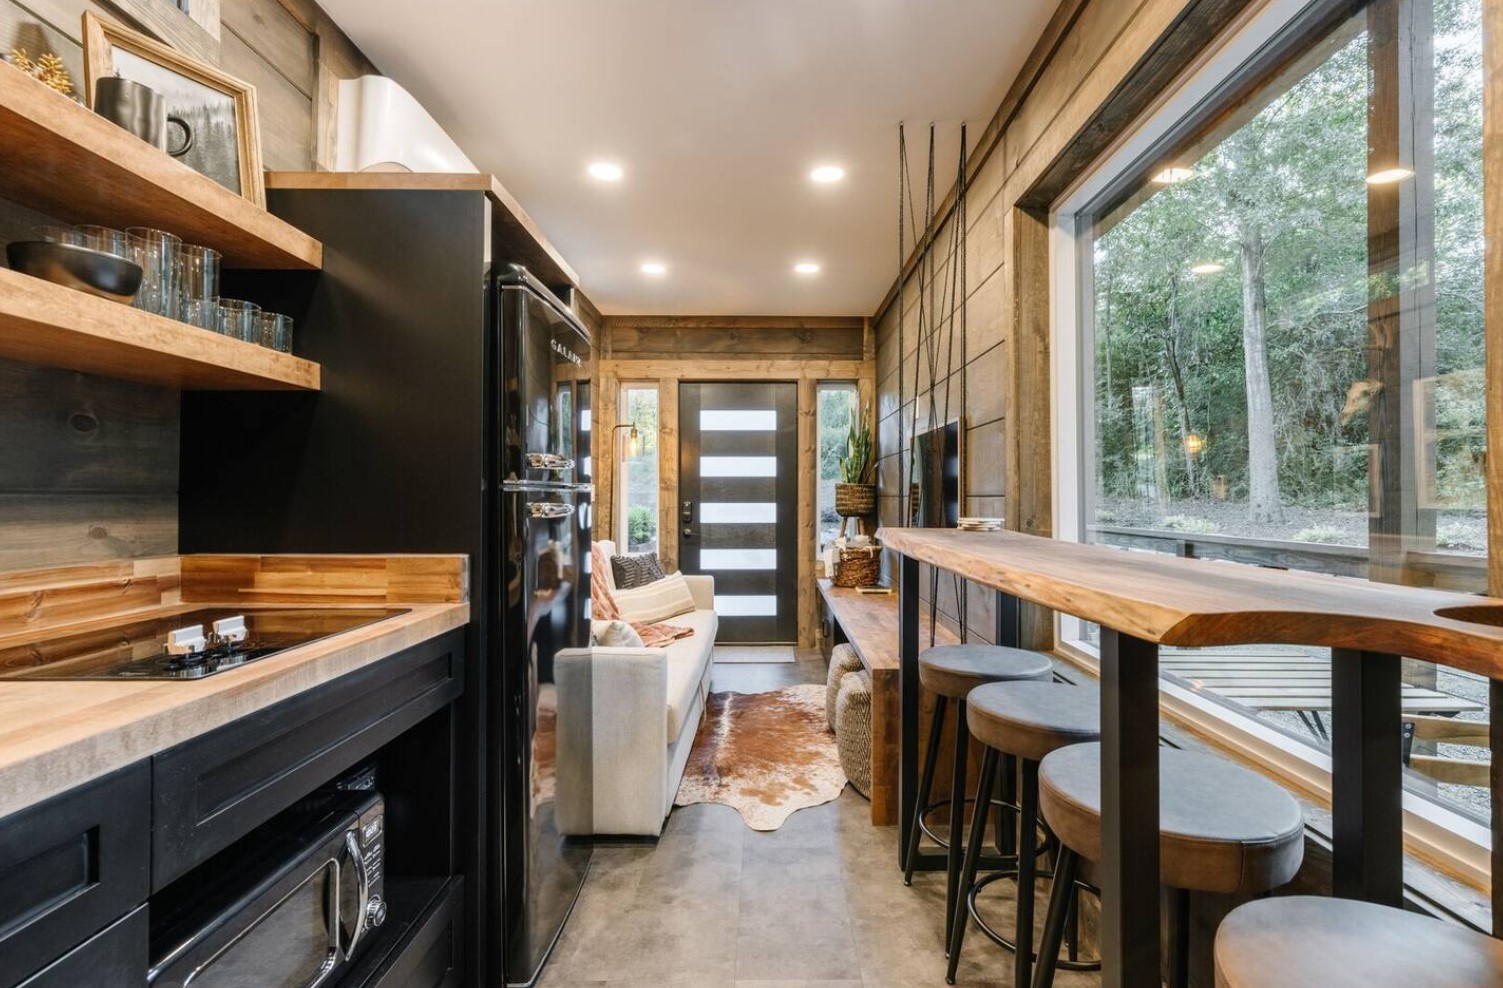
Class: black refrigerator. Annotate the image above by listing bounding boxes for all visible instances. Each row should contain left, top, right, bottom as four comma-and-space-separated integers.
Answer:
180, 186, 593, 987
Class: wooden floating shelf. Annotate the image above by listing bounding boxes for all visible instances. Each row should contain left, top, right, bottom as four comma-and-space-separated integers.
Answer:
0, 268, 320, 390
0, 66, 321, 270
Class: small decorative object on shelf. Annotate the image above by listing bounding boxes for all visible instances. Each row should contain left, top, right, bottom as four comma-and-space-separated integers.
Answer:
835, 405, 877, 538
6, 49, 77, 99
834, 539, 882, 589
81, 13, 265, 207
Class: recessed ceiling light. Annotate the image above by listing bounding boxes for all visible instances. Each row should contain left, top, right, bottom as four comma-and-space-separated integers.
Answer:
794, 261, 821, 275
1153, 166, 1194, 184
809, 165, 845, 184
1190, 262, 1225, 275
588, 161, 624, 181
640, 261, 667, 276
1366, 167, 1414, 185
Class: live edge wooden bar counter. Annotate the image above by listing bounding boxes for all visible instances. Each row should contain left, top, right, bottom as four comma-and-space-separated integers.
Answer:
878, 526, 1503, 988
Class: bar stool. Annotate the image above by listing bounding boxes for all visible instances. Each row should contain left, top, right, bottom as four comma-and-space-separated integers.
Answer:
1033, 743, 1306, 988
903, 644, 1054, 947
947, 681, 1101, 988
1215, 896, 1503, 988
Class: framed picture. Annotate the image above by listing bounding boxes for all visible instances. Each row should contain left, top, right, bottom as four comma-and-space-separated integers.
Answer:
81, 12, 264, 207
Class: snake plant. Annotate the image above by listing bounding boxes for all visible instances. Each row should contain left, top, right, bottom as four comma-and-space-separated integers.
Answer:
838, 407, 876, 485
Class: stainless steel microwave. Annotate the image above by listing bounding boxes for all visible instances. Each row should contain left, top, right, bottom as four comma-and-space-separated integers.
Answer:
149, 792, 387, 988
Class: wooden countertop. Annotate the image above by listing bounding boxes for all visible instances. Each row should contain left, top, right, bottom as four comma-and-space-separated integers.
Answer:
817, 578, 960, 671
0, 600, 469, 818
877, 527, 1503, 680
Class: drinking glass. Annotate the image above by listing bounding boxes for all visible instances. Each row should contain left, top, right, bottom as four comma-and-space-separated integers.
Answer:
176, 244, 221, 327
259, 312, 294, 353
74, 225, 132, 259
126, 227, 182, 318
35, 225, 84, 246
217, 299, 261, 342
180, 298, 221, 331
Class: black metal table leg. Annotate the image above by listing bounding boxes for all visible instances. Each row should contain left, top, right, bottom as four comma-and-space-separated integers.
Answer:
898, 553, 921, 873
1098, 628, 1160, 988
1330, 648, 1403, 906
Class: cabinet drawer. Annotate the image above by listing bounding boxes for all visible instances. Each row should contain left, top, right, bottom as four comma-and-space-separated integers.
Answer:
152, 629, 464, 887
0, 765, 149, 988
15, 907, 146, 988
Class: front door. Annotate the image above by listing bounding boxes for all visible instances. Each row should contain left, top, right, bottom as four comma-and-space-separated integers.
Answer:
679, 381, 798, 643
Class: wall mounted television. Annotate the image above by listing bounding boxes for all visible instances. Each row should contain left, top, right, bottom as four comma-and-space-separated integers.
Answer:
909, 419, 963, 529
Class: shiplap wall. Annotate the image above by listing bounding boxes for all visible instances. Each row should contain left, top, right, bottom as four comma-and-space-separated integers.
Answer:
874, 0, 1250, 647
0, 0, 376, 571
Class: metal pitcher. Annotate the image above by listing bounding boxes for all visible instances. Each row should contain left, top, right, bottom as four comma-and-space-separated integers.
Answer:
93, 76, 193, 157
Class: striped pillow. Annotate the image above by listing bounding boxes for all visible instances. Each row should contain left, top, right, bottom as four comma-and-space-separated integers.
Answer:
613, 571, 698, 624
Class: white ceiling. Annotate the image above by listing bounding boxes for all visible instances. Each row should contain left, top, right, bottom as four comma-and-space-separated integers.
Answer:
319, 0, 1059, 316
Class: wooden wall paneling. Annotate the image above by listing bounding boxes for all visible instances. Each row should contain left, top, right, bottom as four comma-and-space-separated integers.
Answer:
657, 378, 679, 573
218, 24, 312, 170
602, 358, 868, 381
1483, 0, 1502, 934
106, 0, 220, 61
220, 0, 313, 95
0, 493, 176, 571
607, 325, 865, 360
593, 369, 618, 546
1006, 207, 1053, 650
796, 378, 816, 646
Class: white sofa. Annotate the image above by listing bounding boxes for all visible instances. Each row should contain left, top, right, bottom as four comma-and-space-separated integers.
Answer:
554, 541, 718, 836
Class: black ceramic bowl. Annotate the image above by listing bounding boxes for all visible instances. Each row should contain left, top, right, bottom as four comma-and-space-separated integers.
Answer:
6, 240, 143, 303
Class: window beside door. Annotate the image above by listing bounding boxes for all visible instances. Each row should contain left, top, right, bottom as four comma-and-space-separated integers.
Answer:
616, 384, 660, 553
816, 382, 859, 553
1069, 0, 1489, 831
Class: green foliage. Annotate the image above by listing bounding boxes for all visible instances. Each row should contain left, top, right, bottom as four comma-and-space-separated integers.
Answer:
1093, 0, 1485, 539
838, 406, 876, 485
1159, 515, 1221, 535
627, 505, 657, 550
1292, 526, 1348, 545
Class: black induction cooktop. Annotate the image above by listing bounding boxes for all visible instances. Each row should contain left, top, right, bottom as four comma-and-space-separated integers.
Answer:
0, 607, 410, 681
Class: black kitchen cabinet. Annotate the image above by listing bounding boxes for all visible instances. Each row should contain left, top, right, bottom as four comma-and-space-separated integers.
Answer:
14, 908, 146, 988
0, 764, 148, 988
151, 628, 464, 888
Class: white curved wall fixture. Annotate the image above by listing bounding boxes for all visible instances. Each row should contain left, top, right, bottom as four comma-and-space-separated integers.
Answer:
335, 75, 478, 174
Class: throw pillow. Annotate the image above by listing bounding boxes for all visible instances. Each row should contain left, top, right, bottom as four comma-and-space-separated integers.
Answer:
613, 571, 698, 624
590, 543, 620, 621
611, 551, 667, 590
591, 619, 645, 649
633, 621, 695, 647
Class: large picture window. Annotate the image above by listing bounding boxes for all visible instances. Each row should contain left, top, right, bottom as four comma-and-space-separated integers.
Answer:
1072, 0, 1488, 832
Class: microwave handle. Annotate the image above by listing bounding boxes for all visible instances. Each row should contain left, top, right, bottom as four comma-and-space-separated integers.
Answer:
303, 860, 344, 988
342, 830, 373, 958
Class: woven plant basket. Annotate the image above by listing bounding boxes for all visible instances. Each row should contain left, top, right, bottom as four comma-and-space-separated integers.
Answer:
834, 544, 881, 588
834, 482, 877, 518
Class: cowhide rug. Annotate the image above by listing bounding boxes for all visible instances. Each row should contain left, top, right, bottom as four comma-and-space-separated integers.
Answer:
674, 683, 847, 830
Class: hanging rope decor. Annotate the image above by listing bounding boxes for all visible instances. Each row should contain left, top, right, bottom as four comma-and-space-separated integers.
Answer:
894, 121, 970, 643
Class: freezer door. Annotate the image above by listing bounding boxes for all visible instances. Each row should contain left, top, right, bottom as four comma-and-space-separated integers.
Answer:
497, 486, 591, 987
498, 278, 594, 486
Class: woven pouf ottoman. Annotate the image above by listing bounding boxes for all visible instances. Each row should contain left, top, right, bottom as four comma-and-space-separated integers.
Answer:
835, 668, 873, 797
826, 643, 863, 730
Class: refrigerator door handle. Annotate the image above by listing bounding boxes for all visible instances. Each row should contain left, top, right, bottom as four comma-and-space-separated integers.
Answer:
525, 452, 576, 472
527, 502, 576, 520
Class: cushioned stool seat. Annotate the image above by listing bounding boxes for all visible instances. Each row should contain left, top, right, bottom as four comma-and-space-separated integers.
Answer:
1039, 743, 1304, 896
967, 681, 1101, 763
1215, 896, 1503, 988
918, 644, 1054, 698
947, 682, 1104, 987
834, 669, 872, 797
826, 643, 863, 731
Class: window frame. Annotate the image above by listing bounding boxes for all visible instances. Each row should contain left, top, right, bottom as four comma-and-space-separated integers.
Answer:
615, 381, 661, 553
815, 380, 861, 557
1049, 0, 1492, 885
